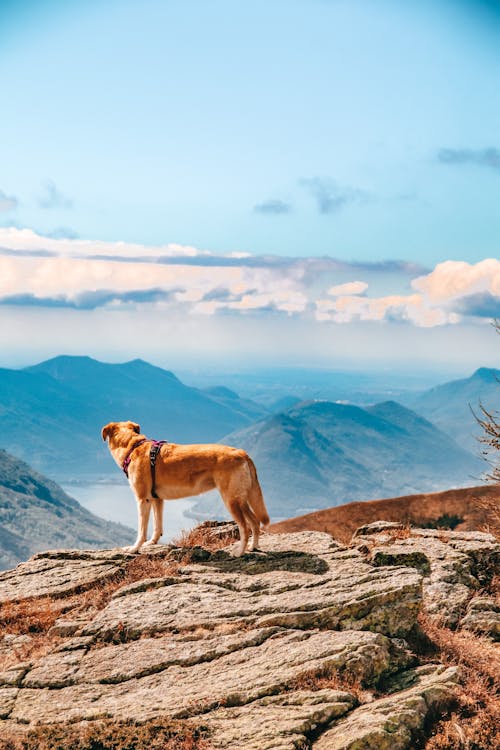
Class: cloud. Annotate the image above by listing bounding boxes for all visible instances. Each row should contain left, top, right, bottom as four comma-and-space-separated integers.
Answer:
0, 288, 176, 310
454, 292, 500, 318
38, 181, 73, 209
315, 294, 458, 327
300, 177, 368, 214
315, 259, 500, 326
327, 281, 368, 296
253, 199, 292, 215
0, 226, 497, 327
0, 190, 18, 214
437, 147, 500, 172
411, 259, 500, 302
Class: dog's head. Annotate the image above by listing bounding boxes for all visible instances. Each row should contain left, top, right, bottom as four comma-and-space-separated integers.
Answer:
101, 421, 141, 443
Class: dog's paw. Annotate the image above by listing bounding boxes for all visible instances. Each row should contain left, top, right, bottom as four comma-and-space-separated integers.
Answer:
142, 539, 158, 548
122, 545, 140, 554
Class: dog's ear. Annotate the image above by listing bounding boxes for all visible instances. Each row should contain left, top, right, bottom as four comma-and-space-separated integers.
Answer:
101, 423, 115, 442
128, 421, 141, 434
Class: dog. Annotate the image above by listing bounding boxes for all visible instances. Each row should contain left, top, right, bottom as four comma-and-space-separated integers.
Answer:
102, 420, 270, 556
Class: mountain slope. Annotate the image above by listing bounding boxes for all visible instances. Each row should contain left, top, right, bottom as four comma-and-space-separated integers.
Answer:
0, 449, 134, 570
194, 400, 482, 518
406, 367, 499, 451
0, 356, 264, 478
269, 484, 499, 542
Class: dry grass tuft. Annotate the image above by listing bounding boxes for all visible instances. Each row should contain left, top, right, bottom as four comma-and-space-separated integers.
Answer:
417, 613, 500, 749
284, 664, 365, 703
0, 597, 59, 636
468, 494, 500, 541
0, 554, 186, 668
387, 524, 413, 541
0, 717, 213, 750
172, 523, 237, 553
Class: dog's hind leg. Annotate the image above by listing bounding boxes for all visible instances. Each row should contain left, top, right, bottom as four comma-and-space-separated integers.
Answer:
123, 497, 151, 553
228, 498, 249, 557
143, 498, 163, 547
243, 503, 261, 551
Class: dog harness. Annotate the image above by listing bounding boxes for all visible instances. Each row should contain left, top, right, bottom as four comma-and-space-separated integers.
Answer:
122, 438, 168, 499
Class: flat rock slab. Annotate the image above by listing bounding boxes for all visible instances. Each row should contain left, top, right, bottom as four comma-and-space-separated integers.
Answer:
202, 689, 355, 750
0, 550, 129, 603
314, 665, 459, 750
8, 629, 410, 724
82, 534, 422, 641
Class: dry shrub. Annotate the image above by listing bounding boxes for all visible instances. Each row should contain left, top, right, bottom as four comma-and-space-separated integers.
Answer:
172, 523, 237, 553
418, 613, 499, 749
0, 597, 59, 635
0, 554, 184, 668
0, 717, 212, 750
284, 664, 364, 703
468, 494, 500, 541
388, 524, 413, 541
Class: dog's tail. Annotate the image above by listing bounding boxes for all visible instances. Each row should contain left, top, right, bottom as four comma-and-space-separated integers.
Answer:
246, 456, 270, 527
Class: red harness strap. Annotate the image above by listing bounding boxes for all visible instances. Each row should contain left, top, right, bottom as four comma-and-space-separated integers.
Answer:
122, 438, 148, 477
122, 438, 169, 499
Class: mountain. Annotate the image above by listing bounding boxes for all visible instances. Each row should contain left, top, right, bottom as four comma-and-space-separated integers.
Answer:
405, 367, 499, 451
191, 399, 482, 519
0, 356, 266, 479
0, 449, 134, 570
269, 484, 499, 543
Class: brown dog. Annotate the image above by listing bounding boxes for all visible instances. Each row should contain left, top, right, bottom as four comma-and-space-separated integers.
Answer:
102, 420, 270, 556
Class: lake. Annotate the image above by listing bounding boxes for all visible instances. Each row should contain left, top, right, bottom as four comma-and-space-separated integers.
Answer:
61, 480, 200, 542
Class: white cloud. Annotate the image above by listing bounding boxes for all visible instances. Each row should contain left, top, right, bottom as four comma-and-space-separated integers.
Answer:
411, 258, 500, 302
0, 227, 497, 328
327, 281, 368, 296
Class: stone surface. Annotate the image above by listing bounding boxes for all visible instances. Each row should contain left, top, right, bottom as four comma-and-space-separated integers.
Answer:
356, 524, 499, 628
314, 665, 459, 750
0, 528, 493, 748
461, 596, 500, 640
81, 534, 422, 641
202, 689, 355, 750
0, 549, 129, 603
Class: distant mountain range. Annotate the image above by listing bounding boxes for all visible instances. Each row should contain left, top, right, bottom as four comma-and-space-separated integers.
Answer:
403, 367, 499, 451
0, 356, 267, 479
0, 356, 496, 521
0, 449, 133, 570
191, 399, 482, 519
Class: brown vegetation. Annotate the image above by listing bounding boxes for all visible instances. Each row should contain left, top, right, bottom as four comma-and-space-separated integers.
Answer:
172, 521, 238, 552
417, 614, 500, 749
0, 717, 212, 750
269, 485, 500, 543
285, 664, 365, 703
0, 526, 234, 671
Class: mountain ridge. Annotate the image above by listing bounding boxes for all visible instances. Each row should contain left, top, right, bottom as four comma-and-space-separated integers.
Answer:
0, 448, 134, 569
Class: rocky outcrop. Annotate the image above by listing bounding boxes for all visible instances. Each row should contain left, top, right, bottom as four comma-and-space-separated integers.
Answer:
353, 522, 500, 637
1, 525, 497, 749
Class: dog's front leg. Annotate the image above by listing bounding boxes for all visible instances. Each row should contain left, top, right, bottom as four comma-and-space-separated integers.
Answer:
123, 497, 151, 553
142, 498, 163, 547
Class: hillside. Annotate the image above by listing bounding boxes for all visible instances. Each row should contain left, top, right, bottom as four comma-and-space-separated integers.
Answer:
269, 484, 500, 542
406, 366, 500, 451
0, 356, 267, 478
0, 523, 498, 749
193, 399, 482, 519
0, 449, 134, 569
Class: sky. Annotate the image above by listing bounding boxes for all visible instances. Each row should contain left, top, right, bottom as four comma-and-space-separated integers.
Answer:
0, 0, 499, 372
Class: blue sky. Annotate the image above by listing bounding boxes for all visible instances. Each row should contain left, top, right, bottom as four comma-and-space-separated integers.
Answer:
0, 0, 499, 370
